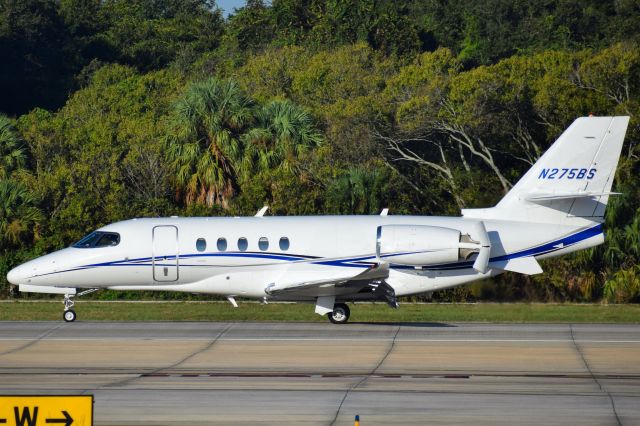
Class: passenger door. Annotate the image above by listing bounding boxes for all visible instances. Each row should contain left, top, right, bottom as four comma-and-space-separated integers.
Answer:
152, 225, 179, 282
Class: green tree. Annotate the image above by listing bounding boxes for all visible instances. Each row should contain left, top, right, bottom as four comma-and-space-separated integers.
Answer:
165, 78, 253, 208
574, 41, 640, 122
58, 0, 110, 68
0, 115, 26, 178
604, 266, 640, 303
225, 0, 274, 51
407, 0, 640, 66
325, 167, 389, 214
235, 45, 309, 103
0, 0, 72, 114
98, 0, 224, 71
288, 43, 394, 165
17, 64, 181, 248
241, 100, 322, 179
270, 0, 316, 45
306, 0, 420, 55
0, 179, 42, 247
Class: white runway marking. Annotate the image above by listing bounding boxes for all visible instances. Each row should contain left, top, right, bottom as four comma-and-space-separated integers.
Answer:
0, 337, 639, 343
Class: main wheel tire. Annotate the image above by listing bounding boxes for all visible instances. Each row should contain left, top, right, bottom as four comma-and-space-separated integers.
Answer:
63, 309, 76, 322
327, 303, 350, 324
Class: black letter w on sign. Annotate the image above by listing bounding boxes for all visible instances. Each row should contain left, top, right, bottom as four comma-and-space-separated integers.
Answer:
14, 406, 38, 426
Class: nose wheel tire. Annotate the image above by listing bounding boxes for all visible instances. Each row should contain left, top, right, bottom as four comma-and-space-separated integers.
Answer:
63, 309, 76, 322
327, 303, 350, 324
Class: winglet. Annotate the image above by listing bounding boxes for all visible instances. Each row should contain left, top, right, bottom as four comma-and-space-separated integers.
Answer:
472, 221, 491, 274
255, 206, 268, 217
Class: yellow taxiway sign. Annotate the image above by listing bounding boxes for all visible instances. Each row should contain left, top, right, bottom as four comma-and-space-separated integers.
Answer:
0, 395, 93, 426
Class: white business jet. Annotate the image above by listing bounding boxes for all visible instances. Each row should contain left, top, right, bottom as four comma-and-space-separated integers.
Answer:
7, 116, 630, 323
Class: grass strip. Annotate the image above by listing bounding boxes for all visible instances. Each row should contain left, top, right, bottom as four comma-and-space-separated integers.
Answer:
0, 301, 639, 323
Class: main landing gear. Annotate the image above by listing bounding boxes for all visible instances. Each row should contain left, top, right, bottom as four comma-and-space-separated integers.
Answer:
327, 303, 351, 324
62, 289, 99, 322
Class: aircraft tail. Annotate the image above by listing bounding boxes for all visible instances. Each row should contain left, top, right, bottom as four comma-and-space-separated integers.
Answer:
463, 116, 630, 224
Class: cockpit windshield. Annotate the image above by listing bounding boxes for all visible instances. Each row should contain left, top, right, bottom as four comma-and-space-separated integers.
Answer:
73, 231, 120, 248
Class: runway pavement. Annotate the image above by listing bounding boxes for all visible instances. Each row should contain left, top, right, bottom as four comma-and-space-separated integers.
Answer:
0, 321, 639, 425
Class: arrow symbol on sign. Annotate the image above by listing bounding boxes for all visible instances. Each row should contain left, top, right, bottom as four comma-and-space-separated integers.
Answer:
46, 410, 73, 426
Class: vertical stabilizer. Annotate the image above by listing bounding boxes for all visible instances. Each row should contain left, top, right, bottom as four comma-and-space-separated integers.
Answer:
463, 116, 630, 224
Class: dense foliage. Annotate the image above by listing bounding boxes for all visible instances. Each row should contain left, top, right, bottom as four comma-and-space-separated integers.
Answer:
1, 0, 639, 302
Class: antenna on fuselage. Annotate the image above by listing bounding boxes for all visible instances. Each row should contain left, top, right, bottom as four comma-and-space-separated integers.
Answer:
227, 296, 238, 308
380, 208, 389, 216
255, 206, 268, 217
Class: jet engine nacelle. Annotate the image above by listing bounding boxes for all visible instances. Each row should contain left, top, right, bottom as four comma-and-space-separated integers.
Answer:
376, 224, 483, 266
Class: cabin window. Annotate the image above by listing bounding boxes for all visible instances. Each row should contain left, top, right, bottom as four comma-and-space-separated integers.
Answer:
196, 238, 206, 252
73, 231, 120, 248
217, 237, 227, 251
279, 237, 290, 251
238, 237, 248, 251
258, 237, 269, 251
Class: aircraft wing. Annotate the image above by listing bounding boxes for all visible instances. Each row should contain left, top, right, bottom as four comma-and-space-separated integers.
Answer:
264, 263, 389, 298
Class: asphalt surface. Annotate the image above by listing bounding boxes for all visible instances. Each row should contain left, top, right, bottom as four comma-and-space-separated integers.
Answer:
0, 322, 639, 425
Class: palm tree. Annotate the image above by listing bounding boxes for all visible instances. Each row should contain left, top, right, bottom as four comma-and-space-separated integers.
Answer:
0, 114, 26, 179
326, 167, 387, 214
0, 179, 42, 246
241, 100, 322, 179
165, 78, 253, 208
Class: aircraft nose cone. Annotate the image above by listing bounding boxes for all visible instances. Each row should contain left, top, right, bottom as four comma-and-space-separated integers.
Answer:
7, 264, 28, 285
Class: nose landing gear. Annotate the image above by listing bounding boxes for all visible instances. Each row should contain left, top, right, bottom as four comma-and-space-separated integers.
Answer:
63, 308, 76, 322
62, 289, 99, 322
63, 294, 76, 322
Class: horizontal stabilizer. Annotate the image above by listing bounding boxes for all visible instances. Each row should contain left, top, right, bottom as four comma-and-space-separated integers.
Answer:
523, 191, 621, 202
490, 256, 543, 275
